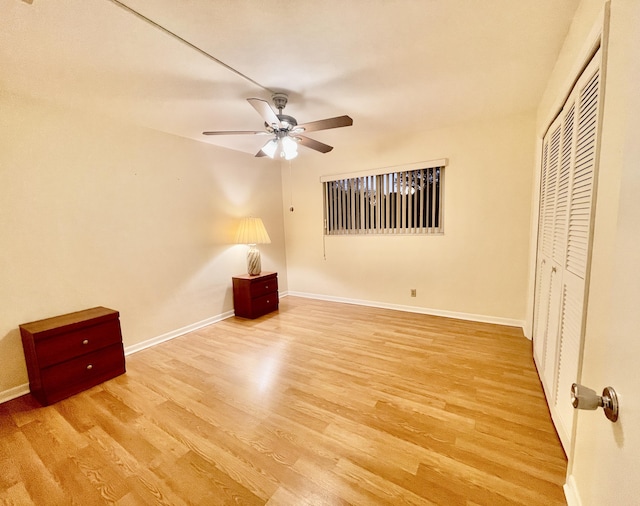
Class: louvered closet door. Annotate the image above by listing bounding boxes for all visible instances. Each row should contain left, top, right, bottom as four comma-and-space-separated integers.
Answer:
533, 136, 550, 365
533, 117, 562, 377
552, 53, 602, 445
532, 49, 602, 452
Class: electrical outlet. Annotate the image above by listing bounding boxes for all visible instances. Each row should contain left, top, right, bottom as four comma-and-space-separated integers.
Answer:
410, 289, 417, 297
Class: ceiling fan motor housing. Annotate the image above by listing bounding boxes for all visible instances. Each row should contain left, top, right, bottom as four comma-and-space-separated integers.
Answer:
272, 93, 289, 112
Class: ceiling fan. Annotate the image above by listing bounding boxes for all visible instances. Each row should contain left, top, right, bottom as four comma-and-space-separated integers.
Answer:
203, 93, 353, 160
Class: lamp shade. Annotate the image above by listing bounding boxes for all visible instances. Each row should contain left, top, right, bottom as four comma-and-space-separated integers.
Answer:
281, 136, 298, 160
236, 217, 271, 245
261, 139, 278, 159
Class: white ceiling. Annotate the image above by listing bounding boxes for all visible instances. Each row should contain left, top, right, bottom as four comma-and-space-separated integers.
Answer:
0, 0, 579, 157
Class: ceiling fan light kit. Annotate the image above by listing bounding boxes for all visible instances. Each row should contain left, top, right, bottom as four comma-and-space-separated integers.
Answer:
261, 135, 299, 160
203, 93, 353, 159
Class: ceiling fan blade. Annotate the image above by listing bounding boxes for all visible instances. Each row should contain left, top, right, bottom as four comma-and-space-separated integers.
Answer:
255, 149, 267, 157
202, 130, 268, 136
297, 135, 334, 153
296, 115, 353, 133
247, 98, 282, 129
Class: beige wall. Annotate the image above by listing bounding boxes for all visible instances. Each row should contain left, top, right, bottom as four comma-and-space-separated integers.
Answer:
0, 90, 287, 398
282, 112, 536, 324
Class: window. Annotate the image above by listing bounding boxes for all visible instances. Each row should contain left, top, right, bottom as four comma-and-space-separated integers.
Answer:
322, 159, 447, 235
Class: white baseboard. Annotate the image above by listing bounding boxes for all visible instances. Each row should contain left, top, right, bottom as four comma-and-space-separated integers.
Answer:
564, 475, 582, 506
124, 309, 235, 356
287, 291, 525, 329
0, 383, 30, 404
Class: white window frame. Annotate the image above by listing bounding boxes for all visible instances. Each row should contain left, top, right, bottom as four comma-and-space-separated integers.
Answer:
321, 159, 447, 235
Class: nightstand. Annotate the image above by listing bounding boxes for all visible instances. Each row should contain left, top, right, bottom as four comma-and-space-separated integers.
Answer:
232, 272, 278, 319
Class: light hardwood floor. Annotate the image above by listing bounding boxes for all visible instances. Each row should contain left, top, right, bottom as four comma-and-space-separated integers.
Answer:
0, 297, 567, 505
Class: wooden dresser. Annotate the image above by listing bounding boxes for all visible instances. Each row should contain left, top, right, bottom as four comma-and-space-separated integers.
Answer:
19, 306, 126, 406
232, 272, 278, 319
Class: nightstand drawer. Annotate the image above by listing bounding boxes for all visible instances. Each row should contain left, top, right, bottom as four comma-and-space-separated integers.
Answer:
35, 319, 122, 368
41, 343, 126, 404
252, 292, 279, 315
250, 276, 278, 297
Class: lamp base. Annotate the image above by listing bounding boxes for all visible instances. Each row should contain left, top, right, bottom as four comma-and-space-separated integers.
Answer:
247, 246, 261, 276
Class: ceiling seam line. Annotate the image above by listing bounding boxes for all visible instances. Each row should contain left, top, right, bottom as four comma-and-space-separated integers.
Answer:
105, 0, 276, 95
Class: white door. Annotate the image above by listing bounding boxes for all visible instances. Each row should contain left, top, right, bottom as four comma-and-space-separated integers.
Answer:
565, 2, 640, 503
567, 101, 640, 505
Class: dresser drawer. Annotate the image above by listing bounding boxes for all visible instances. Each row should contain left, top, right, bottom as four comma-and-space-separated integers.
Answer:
40, 343, 126, 404
252, 292, 279, 315
250, 276, 278, 297
35, 319, 122, 368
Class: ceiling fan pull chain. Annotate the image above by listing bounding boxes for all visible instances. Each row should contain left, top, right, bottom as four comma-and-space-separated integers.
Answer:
289, 160, 295, 213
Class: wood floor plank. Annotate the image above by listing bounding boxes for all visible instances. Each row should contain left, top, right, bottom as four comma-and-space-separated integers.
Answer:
0, 296, 566, 505
4, 431, 69, 504
0, 482, 35, 506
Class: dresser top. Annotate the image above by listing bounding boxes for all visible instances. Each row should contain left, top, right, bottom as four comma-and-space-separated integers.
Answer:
232, 271, 277, 281
19, 306, 119, 339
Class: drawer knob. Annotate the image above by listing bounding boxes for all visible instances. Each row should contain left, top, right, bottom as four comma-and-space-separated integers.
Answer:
86, 364, 93, 370
265, 285, 269, 289
82, 339, 89, 345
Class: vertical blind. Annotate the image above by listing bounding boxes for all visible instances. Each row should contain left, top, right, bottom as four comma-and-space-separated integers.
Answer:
321, 160, 447, 235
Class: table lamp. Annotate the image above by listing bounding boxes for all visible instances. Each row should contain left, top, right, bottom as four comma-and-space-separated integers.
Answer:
236, 217, 271, 275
